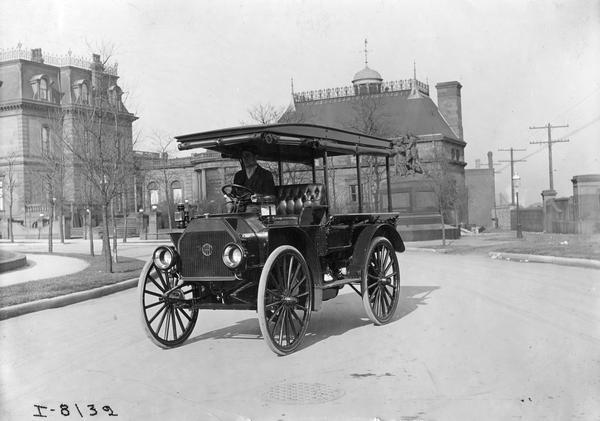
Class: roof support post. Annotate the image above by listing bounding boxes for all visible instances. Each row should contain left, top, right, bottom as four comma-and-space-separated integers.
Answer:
386, 156, 392, 212
311, 160, 317, 183
323, 151, 330, 209
356, 154, 363, 213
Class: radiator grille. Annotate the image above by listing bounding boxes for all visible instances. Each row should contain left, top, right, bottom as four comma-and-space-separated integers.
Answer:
179, 230, 234, 278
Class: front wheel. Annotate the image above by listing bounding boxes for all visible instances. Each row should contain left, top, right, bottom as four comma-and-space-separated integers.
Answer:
258, 245, 313, 355
138, 258, 199, 348
361, 236, 400, 325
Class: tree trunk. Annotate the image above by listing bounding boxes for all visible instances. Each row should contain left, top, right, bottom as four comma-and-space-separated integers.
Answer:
8, 202, 14, 243
48, 202, 54, 253
440, 211, 446, 247
166, 189, 173, 230
111, 200, 118, 263
88, 211, 94, 256
122, 190, 128, 243
102, 203, 113, 273
59, 204, 65, 243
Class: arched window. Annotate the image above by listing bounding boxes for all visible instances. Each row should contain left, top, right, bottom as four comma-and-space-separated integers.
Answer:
171, 180, 182, 203
39, 78, 48, 100
30, 74, 50, 101
73, 80, 90, 104
148, 182, 159, 206
81, 83, 89, 103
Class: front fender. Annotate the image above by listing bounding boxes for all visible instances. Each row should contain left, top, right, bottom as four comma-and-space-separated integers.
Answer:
347, 224, 404, 278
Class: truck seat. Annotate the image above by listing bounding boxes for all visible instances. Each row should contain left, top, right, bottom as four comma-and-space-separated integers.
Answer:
275, 184, 323, 215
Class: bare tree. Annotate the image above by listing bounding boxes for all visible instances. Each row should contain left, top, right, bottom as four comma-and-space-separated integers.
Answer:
3, 153, 18, 242
40, 124, 70, 252
150, 132, 178, 230
247, 103, 285, 125
424, 142, 461, 246
348, 96, 391, 212
49, 59, 135, 272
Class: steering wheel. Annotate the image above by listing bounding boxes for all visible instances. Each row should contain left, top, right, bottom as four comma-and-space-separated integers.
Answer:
222, 184, 254, 202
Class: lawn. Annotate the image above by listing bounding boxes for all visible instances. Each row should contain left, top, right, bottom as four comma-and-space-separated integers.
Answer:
0, 252, 144, 308
496, 232, 600, 260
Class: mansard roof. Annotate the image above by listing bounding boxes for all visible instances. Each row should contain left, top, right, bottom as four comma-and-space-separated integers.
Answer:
290, 92, 461, 142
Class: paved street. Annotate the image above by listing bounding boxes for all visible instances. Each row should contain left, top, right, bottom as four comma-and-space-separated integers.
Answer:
1, 249, 599, 420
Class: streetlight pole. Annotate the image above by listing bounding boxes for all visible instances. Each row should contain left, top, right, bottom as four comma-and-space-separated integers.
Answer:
512, 174, 523, 239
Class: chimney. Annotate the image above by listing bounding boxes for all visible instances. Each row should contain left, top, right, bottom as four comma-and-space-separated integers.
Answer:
487, 151, 493, 169
90, 53, 105, 91
435, 81, 463, 140
31, 48, 44, 63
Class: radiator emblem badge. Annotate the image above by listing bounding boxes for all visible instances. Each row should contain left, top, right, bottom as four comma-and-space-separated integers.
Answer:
201, 243, 213, 257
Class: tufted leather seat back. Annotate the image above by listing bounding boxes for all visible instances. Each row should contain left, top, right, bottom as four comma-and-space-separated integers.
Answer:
275, 184, 323, 215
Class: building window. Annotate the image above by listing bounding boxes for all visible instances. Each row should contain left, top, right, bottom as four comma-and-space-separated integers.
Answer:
39, 78, 48, 100
41, 126, 50, 155
30, 74, 51, 101
171, 180, 182, 204
350, 184, 358, 202
0, 180, 4, 211
108, 85, 122, 110
73, 80, 90, 104
148, 182, 159, 206
81, 83, 89, 103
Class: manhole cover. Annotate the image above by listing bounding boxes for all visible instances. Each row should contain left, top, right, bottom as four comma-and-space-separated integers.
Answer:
263, 382, 345, 404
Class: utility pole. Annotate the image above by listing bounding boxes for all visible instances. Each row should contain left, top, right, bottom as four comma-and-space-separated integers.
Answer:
529, 123, 569, 191
498, 147, 526, 205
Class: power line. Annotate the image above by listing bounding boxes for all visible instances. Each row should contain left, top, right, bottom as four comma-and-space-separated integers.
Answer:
529, 123, 569, 191
498, 147, 527, 205
506, 114, 600, 164
551, 84, 600, 121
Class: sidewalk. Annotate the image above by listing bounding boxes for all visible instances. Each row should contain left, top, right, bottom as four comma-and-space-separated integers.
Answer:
0, 254, 89, 287
404, 230, 600, 269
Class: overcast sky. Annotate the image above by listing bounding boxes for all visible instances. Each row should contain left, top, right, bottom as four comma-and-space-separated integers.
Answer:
2, 0, 599, 204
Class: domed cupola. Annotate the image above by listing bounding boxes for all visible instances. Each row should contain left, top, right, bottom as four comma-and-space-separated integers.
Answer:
352, 66, 383, 85
352, 40, 383, 95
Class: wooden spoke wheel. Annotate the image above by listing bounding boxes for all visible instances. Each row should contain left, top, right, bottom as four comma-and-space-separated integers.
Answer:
138, 259, 199, 348
361, 236, 400, 325
258, 246, 313, 355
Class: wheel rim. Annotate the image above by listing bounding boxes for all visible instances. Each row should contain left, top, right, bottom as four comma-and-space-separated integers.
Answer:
364, 240, 399, 323
259, 248, 312, 354
140, 262, 198, 347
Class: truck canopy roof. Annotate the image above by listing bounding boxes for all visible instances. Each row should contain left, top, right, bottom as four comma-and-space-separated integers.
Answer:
176, 123, 395, 164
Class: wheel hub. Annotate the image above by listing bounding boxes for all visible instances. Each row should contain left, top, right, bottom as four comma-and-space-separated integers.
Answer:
283, 295, 297, 306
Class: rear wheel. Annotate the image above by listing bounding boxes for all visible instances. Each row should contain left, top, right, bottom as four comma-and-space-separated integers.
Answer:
361, 236, 400, 325
139, 259, 199, 348
258, 245, 313, 355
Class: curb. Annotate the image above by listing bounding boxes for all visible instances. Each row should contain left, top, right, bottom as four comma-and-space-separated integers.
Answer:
405, 247, 449, 253
489, 252, 600, 270
0, 278, 138, 321
0, 252, 27, 273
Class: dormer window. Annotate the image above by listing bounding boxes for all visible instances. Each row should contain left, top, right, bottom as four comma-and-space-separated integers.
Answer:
72, 80, 90, 104
30, 74, 50, 101
108, 85, 122, 110
40, 78, 48, 100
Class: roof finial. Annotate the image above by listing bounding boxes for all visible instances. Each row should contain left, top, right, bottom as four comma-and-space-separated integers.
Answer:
409, 60, 423, 99
364, 38, 369, 67
291, 77, 294, 95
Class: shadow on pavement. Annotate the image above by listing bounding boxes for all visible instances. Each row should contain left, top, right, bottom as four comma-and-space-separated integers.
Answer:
185, 284, 440, 351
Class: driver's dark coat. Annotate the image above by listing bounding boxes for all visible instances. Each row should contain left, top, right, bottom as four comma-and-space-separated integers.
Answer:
233, 164, 276, 196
